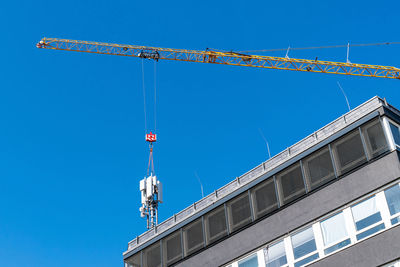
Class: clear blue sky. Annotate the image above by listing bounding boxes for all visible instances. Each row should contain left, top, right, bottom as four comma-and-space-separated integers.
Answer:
1, 0, 399, 266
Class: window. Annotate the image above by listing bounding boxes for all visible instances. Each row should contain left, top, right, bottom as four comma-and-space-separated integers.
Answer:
183, 218, 204, 256
163, 230, 182, 266
143, 242, 161, 267
332, 130, 367, 175
303, 147, 335, 191
205, 205, 228, 244
362, 119, 388, 158
238, 253, 258, 267
264, 240, 287, 267
251, 178, 278, 219
125, 253, 141, 267
291, 227, 319, 266
320, 212, 350, 254
384, 184, 400, 225
351, 196, 385, 240
227, 193, 252, 232
276, 163, 306, 205
389, 122, 400, 147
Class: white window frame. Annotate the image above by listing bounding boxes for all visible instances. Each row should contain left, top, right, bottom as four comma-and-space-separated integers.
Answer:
290, 226, 319, 267
264, 240, 289, 267
382, 117, 400, 150
349, 196, 386, 241
317, 211, 352, 255
383, 182, 400, 226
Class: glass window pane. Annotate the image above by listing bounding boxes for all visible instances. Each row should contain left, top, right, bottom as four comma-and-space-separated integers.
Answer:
324, 239, 351, 254
163, 231, 182, 266
291, 227, 317, 259
320, 212, 348, 246
384, 184, 400, 216
125, 252, 141, 267
294, 253, 319, 267
362, 119, 388, 158
264, 241, 287, 267
227, 193, 252, 232
303, 147, 335, 190
251, 178, 278, 219
238, 254, 258, 267
389, 122, 400, 145
351, 196, 382, 231
143, 242, 161, 267
332, 130, 367, 175
356, 223, 385, 240
183, 218, 204, 256
205, 205, 227, 244
276, 163, 306, 205
391, 216, 400, 225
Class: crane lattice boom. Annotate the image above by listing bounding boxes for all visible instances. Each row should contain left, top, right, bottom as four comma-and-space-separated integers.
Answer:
36, 38, 400, 79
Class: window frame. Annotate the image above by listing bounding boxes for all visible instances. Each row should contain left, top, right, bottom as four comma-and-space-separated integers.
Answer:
276, 163, 306, 205
383, 183, 400, 226
204, 205, 228, 245
349, 195, 386, 241
387, 118, 400, 149
290, 226, 319, 267
317, 211, 351, 255
264, 239, 288, 267
250, 177, 279, 219
331, 129, 367, 175
302, 146, 336, 191
227, 192, 253, 232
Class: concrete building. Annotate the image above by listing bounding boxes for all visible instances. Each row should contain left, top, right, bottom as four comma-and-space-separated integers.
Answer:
123, 96, 400, 267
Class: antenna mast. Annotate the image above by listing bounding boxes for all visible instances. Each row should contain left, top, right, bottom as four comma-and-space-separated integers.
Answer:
139, 132, 163, 229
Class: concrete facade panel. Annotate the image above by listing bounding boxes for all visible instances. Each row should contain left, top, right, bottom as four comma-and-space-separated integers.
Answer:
175, 151, 400, 267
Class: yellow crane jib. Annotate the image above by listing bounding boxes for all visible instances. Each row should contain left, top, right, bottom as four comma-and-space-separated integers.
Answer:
36, 38, 400, 79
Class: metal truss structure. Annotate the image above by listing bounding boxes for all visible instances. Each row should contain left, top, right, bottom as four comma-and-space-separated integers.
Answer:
37, 37, 400, 79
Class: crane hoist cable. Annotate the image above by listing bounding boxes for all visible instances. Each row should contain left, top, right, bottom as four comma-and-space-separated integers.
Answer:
141, 58, 158, 176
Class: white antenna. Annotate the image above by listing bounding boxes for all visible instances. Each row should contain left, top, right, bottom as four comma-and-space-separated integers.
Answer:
139, 174, 163, 229
194, 171, 204, 198
337, 81, 351, 111
285, 45, 290, 59
258, 128, 271, 159
346, 42, 351, 63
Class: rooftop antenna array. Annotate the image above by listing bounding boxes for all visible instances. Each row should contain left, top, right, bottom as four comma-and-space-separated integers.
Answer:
139, 133, 163, 229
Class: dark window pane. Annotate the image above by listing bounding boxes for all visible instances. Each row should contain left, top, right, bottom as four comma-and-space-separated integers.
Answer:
362, 120, 388, 158
125, 252, 141, 267
251, 178, 278, 218
183, 219, 204, 256
163, 231, 182, 266
384, 184, 400, 215
356, 223, 385, 240
333, 130, 367, 175
205, 206, 227, 244
143, 242, 161, 267
294, 253, 319, 267
277, 164, 305, 205
238, 254, 258, 267
390, 123, 400, 145
303, 147, 335, 190
227, 193, 252, 232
